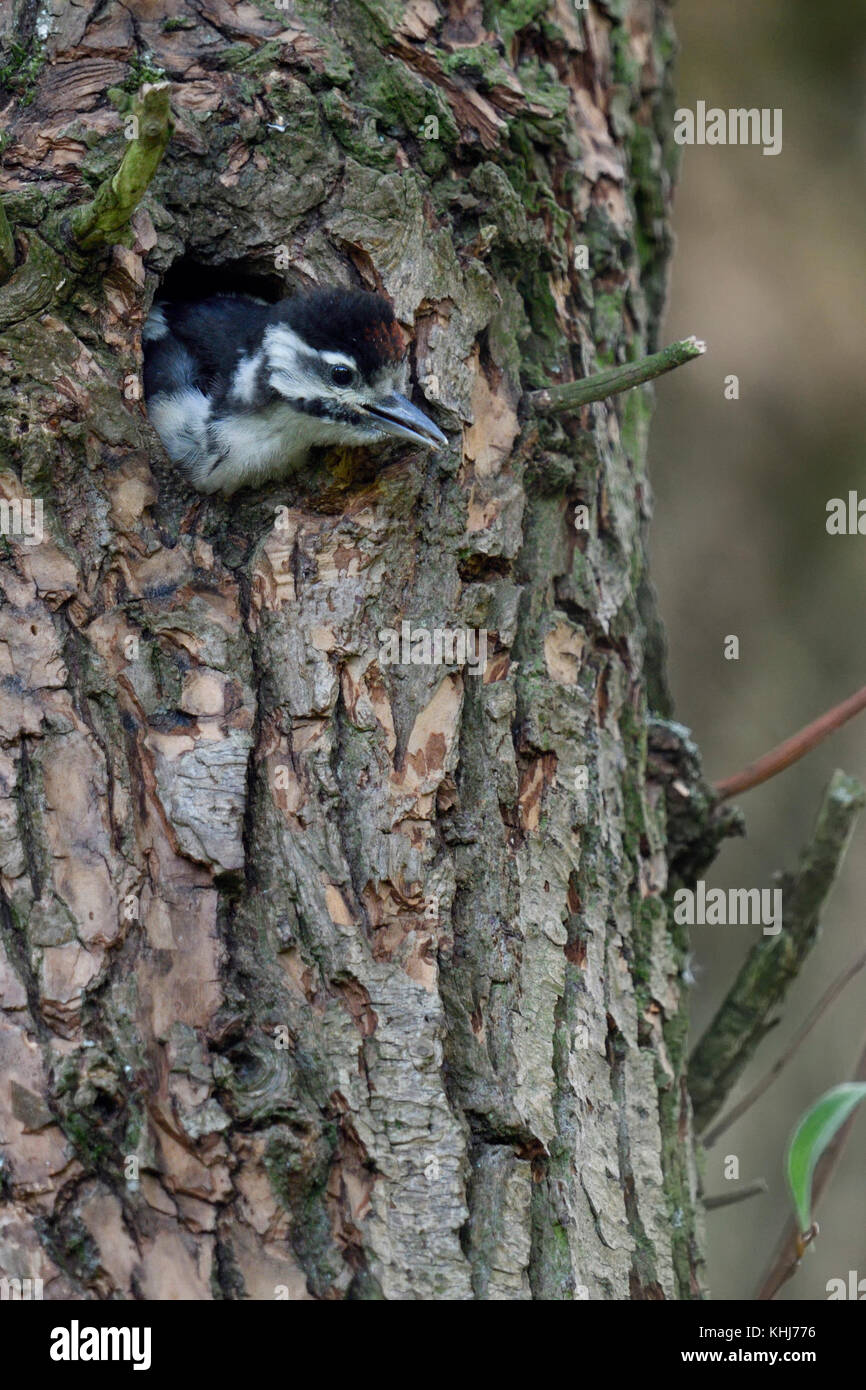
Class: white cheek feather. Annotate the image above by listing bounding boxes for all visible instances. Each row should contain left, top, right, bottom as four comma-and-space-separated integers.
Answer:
142, 305, 168, 342
262, 325, 306, 357
262, 325, 317, 392
263, 326, 364, 401
230, 350, 264, 405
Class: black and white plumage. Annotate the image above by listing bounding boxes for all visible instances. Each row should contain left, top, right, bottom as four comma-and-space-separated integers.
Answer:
142, 289, 447, 495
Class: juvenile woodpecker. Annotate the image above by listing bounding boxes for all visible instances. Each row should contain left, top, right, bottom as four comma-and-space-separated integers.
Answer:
142, 288, 447, 495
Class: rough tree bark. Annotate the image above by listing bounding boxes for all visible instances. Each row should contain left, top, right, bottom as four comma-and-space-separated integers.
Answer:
0, 0, 703, 1300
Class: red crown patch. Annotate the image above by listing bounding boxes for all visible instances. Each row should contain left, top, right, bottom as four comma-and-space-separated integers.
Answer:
364, 315, 406, 364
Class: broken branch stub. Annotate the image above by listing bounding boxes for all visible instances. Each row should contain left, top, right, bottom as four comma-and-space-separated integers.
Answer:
689, 769, 866, 1133
528, 336, 706, 416
69, 83, 172, 252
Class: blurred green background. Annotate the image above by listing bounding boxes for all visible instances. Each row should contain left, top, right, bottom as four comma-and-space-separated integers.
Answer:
650, 0, 866, 1301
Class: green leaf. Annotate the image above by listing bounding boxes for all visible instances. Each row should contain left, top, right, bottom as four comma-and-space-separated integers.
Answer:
786, 1083, 866, 1234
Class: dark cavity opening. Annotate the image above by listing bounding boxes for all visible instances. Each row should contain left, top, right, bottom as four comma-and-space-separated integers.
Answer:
156, 254, 287, 306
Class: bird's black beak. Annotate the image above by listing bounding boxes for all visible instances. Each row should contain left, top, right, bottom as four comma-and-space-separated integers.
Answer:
363, 393, 448, 450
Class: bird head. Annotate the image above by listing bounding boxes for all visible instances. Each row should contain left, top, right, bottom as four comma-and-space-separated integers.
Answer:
260, 289, 447, 452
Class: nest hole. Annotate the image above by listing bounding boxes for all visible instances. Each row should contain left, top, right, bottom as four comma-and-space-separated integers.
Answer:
156, 254, 287, 305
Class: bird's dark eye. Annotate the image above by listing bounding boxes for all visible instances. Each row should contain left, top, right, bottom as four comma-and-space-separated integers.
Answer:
330, 365, 354, 387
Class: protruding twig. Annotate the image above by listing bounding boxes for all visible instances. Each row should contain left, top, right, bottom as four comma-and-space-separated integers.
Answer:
688, 770, 866, 1134
0, 200, 15, 285
757, 1035, 866, 1300
527, 336, 706, 416
70, 83, 172, 251
703, 946, 866, 1148
704, 1179, 768, 1210
715, 683, 866, 801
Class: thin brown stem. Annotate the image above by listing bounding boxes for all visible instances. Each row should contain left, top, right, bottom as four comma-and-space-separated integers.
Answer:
715, 683, 866, 801
704, 1180, 768, 1210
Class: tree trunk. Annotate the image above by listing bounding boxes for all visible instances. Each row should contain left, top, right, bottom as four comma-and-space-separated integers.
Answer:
0, 0, 701, 1300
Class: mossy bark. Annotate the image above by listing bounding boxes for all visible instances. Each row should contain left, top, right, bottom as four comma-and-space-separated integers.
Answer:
0, 0, 703, 1300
